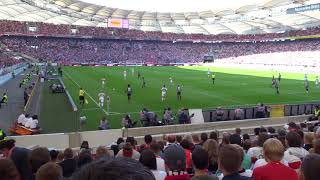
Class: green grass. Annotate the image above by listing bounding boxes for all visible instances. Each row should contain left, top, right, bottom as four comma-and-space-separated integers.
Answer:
40, 79, 79, 133
59, 66, 320, 131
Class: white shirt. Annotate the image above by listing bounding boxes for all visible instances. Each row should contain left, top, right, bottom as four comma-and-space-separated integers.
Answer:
18, 114, 25, 124
30, 119, 38, 129
124, 71, 127, 76
22, 117, 31, 126
247, 147, 264, 160
98, 93, 105, 101
156, 157, 166, 171
24, 118, 33, 128
161, 87, 167, 93
316, 78, 319, 85
151, 170, 166, 180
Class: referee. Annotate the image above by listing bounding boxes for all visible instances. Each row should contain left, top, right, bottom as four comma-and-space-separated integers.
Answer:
211, 73, 215, 85
79, 88, 85, 105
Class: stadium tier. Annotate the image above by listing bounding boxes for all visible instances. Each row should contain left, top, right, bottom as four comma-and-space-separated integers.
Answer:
1, 35, 320, 64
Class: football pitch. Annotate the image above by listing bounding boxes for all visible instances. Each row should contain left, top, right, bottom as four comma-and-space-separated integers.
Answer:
60, 66, 319, 131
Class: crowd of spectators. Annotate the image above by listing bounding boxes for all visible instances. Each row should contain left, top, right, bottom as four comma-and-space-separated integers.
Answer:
1, 121, 320, 180
1, 20, 320, 42
1, 36, 320, 65
0, 53, 20, 68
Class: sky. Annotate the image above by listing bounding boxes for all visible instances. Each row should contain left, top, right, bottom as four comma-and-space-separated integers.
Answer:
81, 0, 266, 12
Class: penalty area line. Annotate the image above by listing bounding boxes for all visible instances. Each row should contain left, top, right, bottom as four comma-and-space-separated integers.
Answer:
64, 71, 108, 116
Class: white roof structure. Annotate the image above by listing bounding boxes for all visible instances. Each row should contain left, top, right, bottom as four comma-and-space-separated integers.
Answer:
0, 0, 320, 35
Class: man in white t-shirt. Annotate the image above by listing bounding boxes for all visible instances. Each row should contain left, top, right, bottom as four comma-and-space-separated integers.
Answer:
22, 114, 32, 126
17, 113, 26, 124
98, 93, 105, 108
161, 85, 167, 101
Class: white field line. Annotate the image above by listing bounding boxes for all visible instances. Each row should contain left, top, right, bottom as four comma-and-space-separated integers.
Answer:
64, 71, 108, 115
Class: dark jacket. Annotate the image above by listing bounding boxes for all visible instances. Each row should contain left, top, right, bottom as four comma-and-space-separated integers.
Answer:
11, 147, 32, 180
222, 173, 252, 180
59, 158, 77, 177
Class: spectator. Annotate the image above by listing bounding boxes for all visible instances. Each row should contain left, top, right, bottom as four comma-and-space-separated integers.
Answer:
247, 133, 269, 164
299, 154, 320, 180
230, 144, 252, 177
218, 145, 251, 180
312, 139, 320, 154
150, 142, 166, 171
80, 141, 90, 150
229, 134, 242, 146
255, 103, 266, 119
0, 158, 20, 180
58, 148, 76, 178
72, 157, 155, 180
284, 132, 309, 169
166, 135, 176, 148
176, 135, 183, 144
30, 147, 51, 179
243, 140, 252, 153
234, 108, 244, 120
192, 134, 201, 147
242, 134, 250, 141
200, 133, 208, 146
77, 150, 93, 168
117, 143, 135, 159
216, 107, 224, 121
303, 132, 314, 151
209, 131, 218, 142
203, 139, 219, 174
49, 150, 59, 163
110, 137, 124, 155
163, 144, 190, 180
117, 137, 140, 160
98, 117, 109, 130
144, 134, 153, 148
96, 146, 111, 159
140, 149, 166, 180
191, 148, 218, 180
17, 112, 26, 125
0, 139, 32, 180
252, 138, 298, 180
35, 162, 62, 180
180, 139, 193, 173
221, 132, 231, 146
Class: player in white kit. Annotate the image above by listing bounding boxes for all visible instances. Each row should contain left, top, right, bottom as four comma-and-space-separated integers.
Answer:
161, 85, 168, 101
98, 93, 105, 108
124, 70, 127, 80
169, 77, 173, 85
315, 76, 319, 89
207, 69, 212, 78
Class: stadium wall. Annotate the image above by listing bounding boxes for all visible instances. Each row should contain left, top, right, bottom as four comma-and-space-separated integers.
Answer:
9, 115, 310, 149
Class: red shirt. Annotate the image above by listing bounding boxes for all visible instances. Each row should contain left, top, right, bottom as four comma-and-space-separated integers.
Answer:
252, 161, 298, 180
165, 174, 191, 180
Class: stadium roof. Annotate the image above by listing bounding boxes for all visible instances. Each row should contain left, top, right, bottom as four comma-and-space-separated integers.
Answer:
0, 0, 320, 35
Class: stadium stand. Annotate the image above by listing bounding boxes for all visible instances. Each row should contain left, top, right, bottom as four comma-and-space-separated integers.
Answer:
1, 36, 320, 65
1, 120, 320, 180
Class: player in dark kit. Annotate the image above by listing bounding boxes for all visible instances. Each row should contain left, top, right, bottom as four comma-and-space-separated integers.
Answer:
305, 79, 309, 93
274, 80, 280, 94
278, 73, 281, 82
138, 72, 141, 79
79, 88, 85, 106
142, 77, 146, 88
177, 85, 182, 100
126, 84, 133, 102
